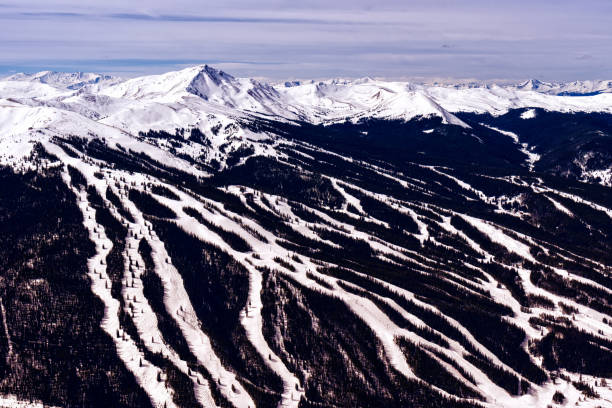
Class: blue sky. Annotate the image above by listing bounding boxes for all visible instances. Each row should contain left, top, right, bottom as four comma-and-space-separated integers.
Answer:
1, 0, 611, 81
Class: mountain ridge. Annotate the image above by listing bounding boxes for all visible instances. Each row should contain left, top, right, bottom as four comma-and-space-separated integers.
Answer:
2, 64, 612, 185
6, 66, 612, 94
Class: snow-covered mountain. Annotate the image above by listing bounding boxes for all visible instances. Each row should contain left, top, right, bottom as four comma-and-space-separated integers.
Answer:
1, 65, 612, 408
4, 70, 119, 90
3, 65, 612, 135
3, 64, 611, 182
512, 79, 612, 96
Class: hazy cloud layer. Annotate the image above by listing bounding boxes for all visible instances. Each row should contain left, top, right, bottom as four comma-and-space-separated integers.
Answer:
0, 0, 611, 80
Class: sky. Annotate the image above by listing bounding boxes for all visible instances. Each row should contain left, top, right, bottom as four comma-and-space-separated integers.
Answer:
1, 0, 611, 81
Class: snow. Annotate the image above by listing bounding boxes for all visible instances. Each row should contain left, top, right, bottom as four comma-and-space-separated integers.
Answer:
581, 168, 612, 187
4, 64, 611, 149
0, 395, 60, 408
1, 64, 611, 175
277, 78, 470, 126
0, 81, 68, 100
329, 177, 365, 214
520, 109, 537, 119
0, 299, 12, 360
425, 84, 612, 117
513, 79, 612, 96
342, 266, 538, 405
545, 195, 573, 216
4, 71, 118, 90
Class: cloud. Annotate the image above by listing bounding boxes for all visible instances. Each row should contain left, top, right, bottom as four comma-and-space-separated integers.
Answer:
576, 54, 594, 60
0, 1, 611, 80
5, 9, 375, 25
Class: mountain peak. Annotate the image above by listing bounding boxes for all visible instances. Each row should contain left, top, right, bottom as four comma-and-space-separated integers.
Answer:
516, 78, 552, 90
187, 64, 239, 100
200, 64, 235, 84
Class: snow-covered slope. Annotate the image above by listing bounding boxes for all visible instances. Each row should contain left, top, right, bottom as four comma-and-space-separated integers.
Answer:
512, 79, 612, 95
274, 78, 468, 126
2, 63, 612, 175
4, 71, 119, 90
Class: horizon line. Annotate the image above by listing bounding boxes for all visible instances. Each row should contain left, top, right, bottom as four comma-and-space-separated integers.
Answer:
2, 62, 612, 85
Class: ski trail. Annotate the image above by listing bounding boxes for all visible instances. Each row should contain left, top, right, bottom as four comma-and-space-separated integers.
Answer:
119, 178, 257, 408
161, 185, 306, 408
0, 298, 14, 364
65, 174, 177, 408
105, 178, 218, 408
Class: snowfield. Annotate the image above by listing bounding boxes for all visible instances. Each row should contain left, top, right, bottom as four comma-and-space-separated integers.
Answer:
2, 64, 612, 165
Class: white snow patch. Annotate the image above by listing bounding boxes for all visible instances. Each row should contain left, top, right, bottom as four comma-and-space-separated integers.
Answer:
520, 109, 537, 119
0, 395, 60, 408
545, 195, 573, 216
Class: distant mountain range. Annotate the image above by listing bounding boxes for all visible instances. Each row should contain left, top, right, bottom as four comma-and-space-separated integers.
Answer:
3, 65, 612, 126
2, 64, 611, 185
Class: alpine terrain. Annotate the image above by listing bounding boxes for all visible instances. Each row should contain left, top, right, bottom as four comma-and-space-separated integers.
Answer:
0, 65, 611, 408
